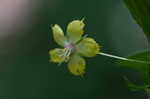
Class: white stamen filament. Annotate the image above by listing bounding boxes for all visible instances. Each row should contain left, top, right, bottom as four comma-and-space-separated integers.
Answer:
63, 48, 71, 61
58, 48, 71, 66
98, 52, 150, 64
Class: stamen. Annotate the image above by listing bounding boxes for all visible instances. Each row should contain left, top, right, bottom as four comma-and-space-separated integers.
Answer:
66, 48, 71, 57
58, 42, 77, 66
63, 48, 70, 61
57, 48, 70, 66
64, 42, 76, 56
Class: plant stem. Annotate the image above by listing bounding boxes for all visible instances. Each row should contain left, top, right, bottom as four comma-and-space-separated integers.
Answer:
98, 52, 150, 64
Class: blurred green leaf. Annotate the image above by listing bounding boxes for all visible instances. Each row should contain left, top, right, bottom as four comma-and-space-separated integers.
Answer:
141, 71, 150, 84
124, 0, 150, 44
124, 77, 150, 91
119, 50, 150, 71
119, 50, 150, 83
145, 88, 150, 96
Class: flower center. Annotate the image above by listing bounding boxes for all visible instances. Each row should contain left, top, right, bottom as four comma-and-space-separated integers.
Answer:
64, 42, 76, 56
59, 42, 76, 63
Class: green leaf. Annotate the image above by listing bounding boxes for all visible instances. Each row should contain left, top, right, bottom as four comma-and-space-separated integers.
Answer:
119, 50, 150, 83
124, 77, 150, 91
123, 0, 150, 44
141, 71, 150, 84
118, 50, 150, 71
145, 88, 150, 96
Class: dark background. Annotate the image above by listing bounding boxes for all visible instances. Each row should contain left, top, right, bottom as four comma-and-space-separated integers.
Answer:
0, 0, 150, 98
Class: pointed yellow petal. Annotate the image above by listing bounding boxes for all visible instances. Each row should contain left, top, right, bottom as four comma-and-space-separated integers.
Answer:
76, 37, 100, 57
52, 24, 67, 46
68, 55, 86, 76
49, 48, 64, 63
67, 19, 85, 43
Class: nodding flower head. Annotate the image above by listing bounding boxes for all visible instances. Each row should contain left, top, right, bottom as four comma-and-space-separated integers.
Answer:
49, 19, 100, 76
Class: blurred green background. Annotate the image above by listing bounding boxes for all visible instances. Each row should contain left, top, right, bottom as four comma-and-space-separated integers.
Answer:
0, 0, 150, 99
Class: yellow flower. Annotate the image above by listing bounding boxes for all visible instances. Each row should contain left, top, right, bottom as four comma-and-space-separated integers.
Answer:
49, 19, 100, 76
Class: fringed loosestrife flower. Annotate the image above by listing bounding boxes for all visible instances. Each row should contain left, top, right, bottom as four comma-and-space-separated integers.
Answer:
49, 19, 150, 76
49, 19, 100, 76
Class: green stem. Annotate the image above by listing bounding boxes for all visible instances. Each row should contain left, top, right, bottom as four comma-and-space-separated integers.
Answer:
98, 52, 150, 64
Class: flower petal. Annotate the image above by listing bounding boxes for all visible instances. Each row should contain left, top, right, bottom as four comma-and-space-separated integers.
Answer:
68, 55, 86, 76
76, 37, 100, 57
49, 48, 65, 63
52, 24, 67, 46
67, 19, 85, 43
